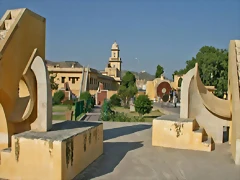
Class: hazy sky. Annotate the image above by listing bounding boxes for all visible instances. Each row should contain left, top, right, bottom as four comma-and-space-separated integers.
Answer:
0, 0, 239, 78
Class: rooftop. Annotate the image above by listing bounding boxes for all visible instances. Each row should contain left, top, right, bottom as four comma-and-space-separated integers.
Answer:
46, 60, 83, 68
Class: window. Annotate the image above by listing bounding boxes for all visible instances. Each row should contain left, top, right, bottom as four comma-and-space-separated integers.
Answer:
113, 52, 116, 57
61, 77, 65, 83
72, 78, 75, 84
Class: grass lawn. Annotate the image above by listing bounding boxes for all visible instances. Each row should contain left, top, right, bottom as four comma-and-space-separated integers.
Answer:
52, 114, 66, 121
112, 106, 163, 122
52, 104, 75, 113
52, 104, 86, 121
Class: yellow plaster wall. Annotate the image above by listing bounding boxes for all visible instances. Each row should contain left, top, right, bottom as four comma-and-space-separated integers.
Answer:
146, 81, 156, 100
0, 123, 103, 180
49, 68, 118, 97
54, 71, 83, 91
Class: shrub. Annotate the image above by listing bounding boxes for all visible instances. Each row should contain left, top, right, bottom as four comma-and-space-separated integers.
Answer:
53, 90, 65, 105
134, 95, 153, 116
110, 94, 121, 106
91, 96, 95, 108
80, 91, 91, 101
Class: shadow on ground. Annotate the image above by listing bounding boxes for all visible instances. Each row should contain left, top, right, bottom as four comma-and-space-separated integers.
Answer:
50, 121, 101, 131
104, 124, 151, 141
74, 141, 143, 180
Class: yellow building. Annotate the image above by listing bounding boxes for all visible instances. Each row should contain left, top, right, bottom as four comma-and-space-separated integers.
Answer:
101, 41, 122, 84
47, 41, 122, 98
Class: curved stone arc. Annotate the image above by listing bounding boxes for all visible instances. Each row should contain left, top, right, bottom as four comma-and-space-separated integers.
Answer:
7, 72, 36, 123
0, 103, 10, 149
30, 56, 52, 131
21, 69, 37, 120
194, 63, 231, 119
228, 40, 240, 165
180, 67, 195, 118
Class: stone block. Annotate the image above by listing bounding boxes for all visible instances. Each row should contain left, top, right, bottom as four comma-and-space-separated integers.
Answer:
0, 121, 103, 180
152, 115, 214, 152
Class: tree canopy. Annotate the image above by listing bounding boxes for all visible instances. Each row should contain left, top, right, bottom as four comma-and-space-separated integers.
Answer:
155, 65, 164, 78
49, 72, 59, 90
173, 46, 228, 97
118, 71, 138, 105
134, 95, 153, 116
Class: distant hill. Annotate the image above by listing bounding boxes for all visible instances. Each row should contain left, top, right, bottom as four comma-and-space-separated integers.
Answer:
121, 70, 155, 81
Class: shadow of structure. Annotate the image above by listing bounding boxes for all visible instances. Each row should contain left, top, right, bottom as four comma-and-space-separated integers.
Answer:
73, 141, 143, 180
104, 124, 151, 141
144, 115, 160, 118
50, 121, 101, 131
73, 124, 151, 179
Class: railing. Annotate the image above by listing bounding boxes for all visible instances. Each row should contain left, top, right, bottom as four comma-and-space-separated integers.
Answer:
74, 97, 94, 120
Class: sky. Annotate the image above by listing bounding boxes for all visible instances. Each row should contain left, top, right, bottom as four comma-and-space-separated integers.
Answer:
0, 0, 240, 79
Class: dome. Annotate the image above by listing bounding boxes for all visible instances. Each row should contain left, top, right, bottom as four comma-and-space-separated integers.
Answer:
111, 41, 119, 50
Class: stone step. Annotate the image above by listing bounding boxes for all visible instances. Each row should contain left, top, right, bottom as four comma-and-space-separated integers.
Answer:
193, 127, 209, 143
0, 30, 7, 40
0, 147, 11, 163
10, 9, 22, 19
202, 138, 212, 147
4, 19, 14, 30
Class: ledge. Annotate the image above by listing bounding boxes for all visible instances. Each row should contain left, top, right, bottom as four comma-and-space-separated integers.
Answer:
14, 121, 102, 141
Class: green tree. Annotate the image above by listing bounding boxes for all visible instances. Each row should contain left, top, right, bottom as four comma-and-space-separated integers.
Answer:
134, 95, 153, 117
118, 71, 138, 105
173, 46, 228, 98
80, 91, 91, 101
49, 72, 59, 90
53, 90, 65, 105
110, 94, 121, 106
155, 65, 164, 78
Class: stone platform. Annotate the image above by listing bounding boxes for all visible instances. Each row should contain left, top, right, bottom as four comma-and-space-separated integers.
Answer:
75, 122, 240, 180
152, 115, 214, 151
0, 121, 103, 180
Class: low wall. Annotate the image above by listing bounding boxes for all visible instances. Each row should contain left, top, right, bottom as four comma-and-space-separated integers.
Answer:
0, 121, 103, 180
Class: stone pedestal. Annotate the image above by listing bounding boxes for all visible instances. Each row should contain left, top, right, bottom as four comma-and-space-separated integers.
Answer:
0, 121, 103, 180
130, 104, 135, 112
152, 115, 214, 152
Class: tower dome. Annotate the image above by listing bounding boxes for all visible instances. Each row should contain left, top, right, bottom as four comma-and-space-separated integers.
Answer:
111, 41, 119, 50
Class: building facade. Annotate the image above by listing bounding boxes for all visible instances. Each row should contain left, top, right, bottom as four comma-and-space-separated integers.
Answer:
47, 41, 122, 98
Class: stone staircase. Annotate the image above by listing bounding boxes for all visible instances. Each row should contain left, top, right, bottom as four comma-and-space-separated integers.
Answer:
0, 9, 21, 42
152, 115, 215, 152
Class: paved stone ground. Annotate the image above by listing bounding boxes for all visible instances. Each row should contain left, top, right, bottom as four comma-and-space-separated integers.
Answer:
154, 102, 180, 115
74, 122, 240, 180
81, 106, 101, 121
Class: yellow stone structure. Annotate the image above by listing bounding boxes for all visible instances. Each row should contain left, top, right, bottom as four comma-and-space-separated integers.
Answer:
47, 41, 122, 98
0, 8, 103, 179
47, 61, 119, 98
146, 75, 172, 101
147, 74, 216, 101
152, 115, 214, 151
101, 41, 122, 84
152, 40, 240, 165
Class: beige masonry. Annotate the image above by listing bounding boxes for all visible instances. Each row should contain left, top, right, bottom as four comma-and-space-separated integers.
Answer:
152, 40, 240, 165
0, 8, 104, 179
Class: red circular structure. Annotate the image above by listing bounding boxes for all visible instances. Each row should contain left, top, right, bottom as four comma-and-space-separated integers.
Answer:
156, 81, 171, 98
